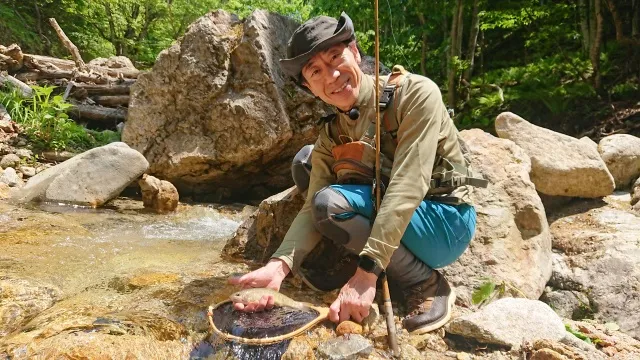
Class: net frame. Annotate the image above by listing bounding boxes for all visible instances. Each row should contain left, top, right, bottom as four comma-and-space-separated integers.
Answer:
207, 300, 330, 345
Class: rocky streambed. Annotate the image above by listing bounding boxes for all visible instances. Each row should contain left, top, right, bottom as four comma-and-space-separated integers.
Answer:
1, 193, 640, 360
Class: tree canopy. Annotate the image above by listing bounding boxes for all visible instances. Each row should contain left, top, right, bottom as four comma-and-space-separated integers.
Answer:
1, 0, 638, 133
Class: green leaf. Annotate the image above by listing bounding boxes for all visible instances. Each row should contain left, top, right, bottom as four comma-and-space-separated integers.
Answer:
472, 281, 496, 305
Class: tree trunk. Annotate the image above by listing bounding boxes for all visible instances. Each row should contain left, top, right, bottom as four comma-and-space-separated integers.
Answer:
33, 0, 51, 55
589, 0, 597, 48
632, 0, 639, 37
463, 0, 481, 83
448, 0, 464, 108
590, 0, 604, 90
605, 0, 624, 40
417, 13, 428, 76
579, 0, 591, 53
442, 2, 449, 80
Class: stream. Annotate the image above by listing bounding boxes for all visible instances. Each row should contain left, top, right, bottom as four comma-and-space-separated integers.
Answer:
0, 198, 286, 359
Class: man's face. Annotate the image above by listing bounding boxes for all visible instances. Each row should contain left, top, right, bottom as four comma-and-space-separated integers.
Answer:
301, 42, 362, 111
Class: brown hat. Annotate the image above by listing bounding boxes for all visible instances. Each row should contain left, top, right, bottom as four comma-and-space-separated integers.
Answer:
280, 12, 355, 82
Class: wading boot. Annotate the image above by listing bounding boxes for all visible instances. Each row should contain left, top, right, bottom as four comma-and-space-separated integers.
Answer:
402, 270, 455, 334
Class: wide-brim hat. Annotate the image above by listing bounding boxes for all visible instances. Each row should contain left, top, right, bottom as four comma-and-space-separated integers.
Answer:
280, 12, 355, 82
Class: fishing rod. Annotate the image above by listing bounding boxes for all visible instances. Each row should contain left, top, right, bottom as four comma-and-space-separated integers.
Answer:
373, 0, 400, 355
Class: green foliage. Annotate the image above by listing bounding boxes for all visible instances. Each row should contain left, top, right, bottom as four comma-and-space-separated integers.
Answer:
471, 278, 527, 308
0, 85, 119, 152
564, 324, 603, 345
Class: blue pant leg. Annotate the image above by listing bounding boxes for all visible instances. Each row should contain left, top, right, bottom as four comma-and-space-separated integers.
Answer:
328, 185, 476, 269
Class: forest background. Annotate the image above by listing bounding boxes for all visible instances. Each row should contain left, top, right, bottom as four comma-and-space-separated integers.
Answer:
1, 0, 639, 136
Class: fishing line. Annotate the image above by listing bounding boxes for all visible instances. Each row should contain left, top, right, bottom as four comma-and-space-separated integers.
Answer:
385, 0, 414, 73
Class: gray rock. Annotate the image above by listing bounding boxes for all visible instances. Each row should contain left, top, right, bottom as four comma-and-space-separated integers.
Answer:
0, 167, 22, 187
87, 56, 136, 70
13, 142, 148, 207
631, 177, 640, 206
0, 153, 20, 169
445, 130, 552, 304
495, 112, 614, 197
550, 205, 640, 338
14, 148, 33, 159
598, 134, 640, 189
448, 298, 566, 349
540, 288, 589, 319
123, 10, 331, 198
18, 166, 36, 178
0, 105, 11, 123
223, 186, 304, 263
316, 334, 373, 360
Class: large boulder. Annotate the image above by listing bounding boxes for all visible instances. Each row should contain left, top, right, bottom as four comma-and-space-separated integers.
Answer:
548, 195, 640, 339
445, 129, 552, 304
598, 134, 640, 189
122, 10, 329, 199
495, 112, 615, 198
13, 142, 148, 207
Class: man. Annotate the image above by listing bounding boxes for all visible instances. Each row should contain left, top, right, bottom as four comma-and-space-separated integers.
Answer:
229, 12, 482, 334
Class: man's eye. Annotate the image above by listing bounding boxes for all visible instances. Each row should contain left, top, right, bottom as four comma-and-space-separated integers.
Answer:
311, 69, 319, 78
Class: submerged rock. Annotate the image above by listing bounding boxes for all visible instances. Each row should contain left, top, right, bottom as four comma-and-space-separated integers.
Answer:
0, 276, 60, 337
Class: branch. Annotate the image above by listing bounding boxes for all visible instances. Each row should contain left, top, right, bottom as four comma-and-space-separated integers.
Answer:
48, 18, 88, 72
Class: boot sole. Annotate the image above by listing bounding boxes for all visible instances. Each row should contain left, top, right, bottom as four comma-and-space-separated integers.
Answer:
408, 288, 456, 335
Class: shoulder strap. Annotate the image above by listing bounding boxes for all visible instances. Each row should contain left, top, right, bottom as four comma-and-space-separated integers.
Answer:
363, 65, 411, 143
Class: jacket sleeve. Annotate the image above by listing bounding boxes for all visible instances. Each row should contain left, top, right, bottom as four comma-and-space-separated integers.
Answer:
359, 76, 444, 269
271, 131, 336, 271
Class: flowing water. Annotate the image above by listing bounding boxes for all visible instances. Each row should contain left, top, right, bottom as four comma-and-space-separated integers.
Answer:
0, 198, 305, 359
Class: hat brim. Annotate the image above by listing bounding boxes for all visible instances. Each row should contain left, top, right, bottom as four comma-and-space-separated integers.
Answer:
280, 12, 355, 82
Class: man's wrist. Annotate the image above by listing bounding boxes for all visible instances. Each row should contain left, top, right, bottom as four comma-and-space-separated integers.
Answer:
267, 258, 291, 279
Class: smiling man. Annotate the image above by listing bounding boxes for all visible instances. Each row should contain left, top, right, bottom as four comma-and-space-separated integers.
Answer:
228, 12, 486, 335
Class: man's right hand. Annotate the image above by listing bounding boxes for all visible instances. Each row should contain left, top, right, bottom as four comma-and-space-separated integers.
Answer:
227, 258, 291, 312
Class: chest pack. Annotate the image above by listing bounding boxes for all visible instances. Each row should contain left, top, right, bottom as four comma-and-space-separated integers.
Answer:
324, 66, 488, 198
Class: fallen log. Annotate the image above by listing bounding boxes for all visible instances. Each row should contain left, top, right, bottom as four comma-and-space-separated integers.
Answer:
14, 69, 111, 84
0, 74, 33, 98
49, 18, 88, 72
69, 105, 126, 124
23, 54, 75, 71
0, 44, 24, 72
72, 83, 132, 95
92, 95, 130, 107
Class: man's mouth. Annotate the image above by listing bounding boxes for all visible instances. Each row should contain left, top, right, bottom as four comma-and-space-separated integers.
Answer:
332, 80, 349, 94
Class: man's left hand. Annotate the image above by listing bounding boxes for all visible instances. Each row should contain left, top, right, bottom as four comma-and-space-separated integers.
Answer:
329, 267, 377, 323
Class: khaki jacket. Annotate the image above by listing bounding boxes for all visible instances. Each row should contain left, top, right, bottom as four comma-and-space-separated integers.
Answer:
272, 67, 470, 270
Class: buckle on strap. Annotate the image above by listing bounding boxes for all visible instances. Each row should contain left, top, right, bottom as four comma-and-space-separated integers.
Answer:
379, 85, 396, 110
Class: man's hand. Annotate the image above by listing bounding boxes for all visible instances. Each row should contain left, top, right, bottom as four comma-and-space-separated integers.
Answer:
329, 267, 377, 323
228, 258, 290, 312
